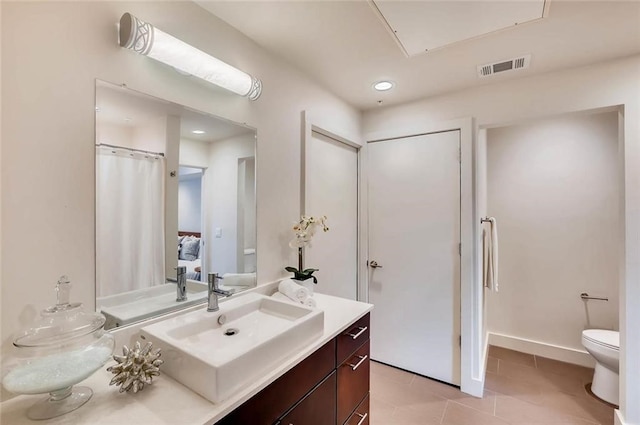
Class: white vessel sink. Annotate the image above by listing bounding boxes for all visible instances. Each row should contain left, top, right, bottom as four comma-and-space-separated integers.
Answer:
98, 281, 208, 328
140, 293, 324, 403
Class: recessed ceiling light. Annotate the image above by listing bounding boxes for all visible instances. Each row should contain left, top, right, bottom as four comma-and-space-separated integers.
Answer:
124, 117, 131, 122
373, 81, 394, 91
192, 130, 206, 134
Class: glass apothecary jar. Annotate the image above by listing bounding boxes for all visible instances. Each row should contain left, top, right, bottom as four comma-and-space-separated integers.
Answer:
2, 276, 115, 420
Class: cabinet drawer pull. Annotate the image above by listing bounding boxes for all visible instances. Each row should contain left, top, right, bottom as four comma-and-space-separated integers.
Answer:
355, 412, 368, 425
347, 354, 368, 371
347, 326, 368, 340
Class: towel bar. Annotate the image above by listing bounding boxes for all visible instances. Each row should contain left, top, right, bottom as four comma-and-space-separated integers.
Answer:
580, 292, 609, 301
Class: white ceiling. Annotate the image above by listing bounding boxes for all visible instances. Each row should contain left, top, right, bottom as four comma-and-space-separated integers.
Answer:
196, 0, 640, 110
95, 81, 254, 143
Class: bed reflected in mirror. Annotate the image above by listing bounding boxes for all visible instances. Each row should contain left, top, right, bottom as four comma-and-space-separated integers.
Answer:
94, 80, 257, 329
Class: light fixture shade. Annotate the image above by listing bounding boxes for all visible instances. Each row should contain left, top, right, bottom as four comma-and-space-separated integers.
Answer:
119, 13, 262, 101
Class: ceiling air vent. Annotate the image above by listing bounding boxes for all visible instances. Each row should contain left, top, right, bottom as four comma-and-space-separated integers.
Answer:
477, 55, 531, 78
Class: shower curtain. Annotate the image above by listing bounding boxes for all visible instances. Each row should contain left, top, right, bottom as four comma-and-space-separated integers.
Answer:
96, 146, 166, 297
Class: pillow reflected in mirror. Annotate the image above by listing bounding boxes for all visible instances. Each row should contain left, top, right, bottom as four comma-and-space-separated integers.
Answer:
180, 237, 200, 261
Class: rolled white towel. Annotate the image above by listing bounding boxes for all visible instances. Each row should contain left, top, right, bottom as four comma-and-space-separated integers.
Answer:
222, 272, 256, 287
272, 292, 297, 304
278, 278, 310, 302
272, 291, 317, 309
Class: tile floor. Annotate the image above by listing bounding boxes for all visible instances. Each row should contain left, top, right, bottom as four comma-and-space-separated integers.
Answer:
370, 345, 614, 425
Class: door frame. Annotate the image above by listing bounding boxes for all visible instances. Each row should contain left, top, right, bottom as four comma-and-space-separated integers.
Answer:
364, 117, 482, 397
177, 164, 207, 280
301, 111, 362, 300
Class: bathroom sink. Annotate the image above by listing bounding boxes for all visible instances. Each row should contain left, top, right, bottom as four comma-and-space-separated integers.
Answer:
140, 293, 324, 403
98, 281, 208, 328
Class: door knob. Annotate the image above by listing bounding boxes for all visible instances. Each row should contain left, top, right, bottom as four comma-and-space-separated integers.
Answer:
369, 260, 382, 269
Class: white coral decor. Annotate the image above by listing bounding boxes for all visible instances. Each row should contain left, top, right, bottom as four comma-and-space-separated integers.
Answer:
107, 341, 163, 393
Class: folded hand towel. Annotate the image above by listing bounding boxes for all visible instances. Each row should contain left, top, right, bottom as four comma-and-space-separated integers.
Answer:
272, 291, 317, 309
278, 278, 310, 302
489, 217, 499, 292
222, 272, 257, 287
482, 217, 499, 292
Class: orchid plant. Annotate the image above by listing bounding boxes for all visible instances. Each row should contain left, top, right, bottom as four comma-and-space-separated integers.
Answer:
285, 215, 329, 283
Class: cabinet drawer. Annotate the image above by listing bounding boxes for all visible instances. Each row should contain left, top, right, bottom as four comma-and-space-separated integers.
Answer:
337, 340, 370, 424
278, 371, 336, 425
337, 313, 370, 364
344, 394, 369, 425
218, 338, 336, 425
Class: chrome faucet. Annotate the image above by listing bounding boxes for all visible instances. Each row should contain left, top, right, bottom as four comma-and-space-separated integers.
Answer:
207, 273, 232, 312
175, 266, 187, 302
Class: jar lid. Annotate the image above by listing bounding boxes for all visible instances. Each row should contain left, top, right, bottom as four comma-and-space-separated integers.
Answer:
13, 276, 106, 348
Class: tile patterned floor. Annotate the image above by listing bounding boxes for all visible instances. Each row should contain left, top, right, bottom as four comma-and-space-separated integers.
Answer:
370, 345, 614, 425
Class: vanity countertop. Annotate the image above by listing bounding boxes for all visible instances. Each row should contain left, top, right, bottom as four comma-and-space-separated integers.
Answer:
0, 292, 373, 425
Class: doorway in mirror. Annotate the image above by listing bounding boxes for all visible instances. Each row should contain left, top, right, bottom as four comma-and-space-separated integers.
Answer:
178, 166, 205, 282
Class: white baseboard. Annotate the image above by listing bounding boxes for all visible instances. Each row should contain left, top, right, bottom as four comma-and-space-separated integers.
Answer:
488, 332, 595, 368
615, 410, 626, 425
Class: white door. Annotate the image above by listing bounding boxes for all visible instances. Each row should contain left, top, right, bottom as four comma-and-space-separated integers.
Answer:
368, 130, 461, 385
305, 131, 358, 300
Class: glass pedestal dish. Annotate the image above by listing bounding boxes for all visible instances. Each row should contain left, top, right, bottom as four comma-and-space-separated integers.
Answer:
2, 276, 115, 420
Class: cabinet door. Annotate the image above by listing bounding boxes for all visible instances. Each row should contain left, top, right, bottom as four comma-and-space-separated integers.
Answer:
279, 372, 336, 425
337, 340, 370, 424
219, 339, 336, 425
337, 314, 370, 365
344, 394, 369, 425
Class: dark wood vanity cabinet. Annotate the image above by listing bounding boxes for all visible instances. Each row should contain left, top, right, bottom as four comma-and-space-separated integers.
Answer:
337, 340, 370, 424
336, 313, 370, 425
277, 372, 337, 425
344, 395, 370, 425
337, 314, 370, 365
217, 313, 370, 425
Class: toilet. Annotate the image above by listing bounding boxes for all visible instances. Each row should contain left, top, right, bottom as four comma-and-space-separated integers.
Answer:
581, 329, 619, 405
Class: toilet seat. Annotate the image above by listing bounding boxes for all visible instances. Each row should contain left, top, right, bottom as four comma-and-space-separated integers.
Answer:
582, 329, 619, 351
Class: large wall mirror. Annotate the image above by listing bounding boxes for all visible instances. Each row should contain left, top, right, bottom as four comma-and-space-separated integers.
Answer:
95, 80, 257, 329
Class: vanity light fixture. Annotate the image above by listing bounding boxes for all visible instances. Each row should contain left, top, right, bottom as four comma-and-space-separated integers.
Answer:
118, 13, 262, 101
191, 130, 206, 135
373, 80, 395, 91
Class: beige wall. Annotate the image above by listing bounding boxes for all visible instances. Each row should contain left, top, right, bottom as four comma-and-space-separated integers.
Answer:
132, 116, 168, 154
179, 134, 256, 275
486, 111, 619, 351
164, 115, 181, 279
180, 137, 210, 169
205, 133, 256, 275
0, 0, 361, 365
363, 55, 640, 423
96, 123, 133, 148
